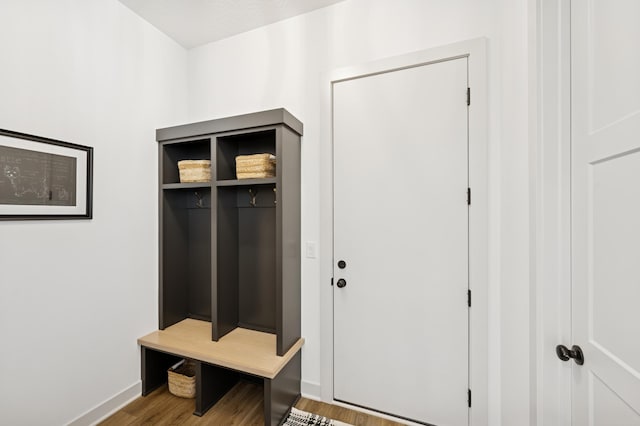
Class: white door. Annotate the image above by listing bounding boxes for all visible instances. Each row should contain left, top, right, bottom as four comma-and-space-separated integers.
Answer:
333, 58, 469, 426
571, 0, 640, 424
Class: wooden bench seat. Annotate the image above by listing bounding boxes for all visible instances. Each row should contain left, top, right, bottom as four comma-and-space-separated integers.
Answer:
138, 319, 304, 424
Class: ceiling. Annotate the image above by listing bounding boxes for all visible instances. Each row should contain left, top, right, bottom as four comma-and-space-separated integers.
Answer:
118, 0, 346, 49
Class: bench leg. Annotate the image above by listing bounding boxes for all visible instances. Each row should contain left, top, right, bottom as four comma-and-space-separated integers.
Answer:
194, 362, 239, 416
141, 347, 181, 396
264, 351, 301, 426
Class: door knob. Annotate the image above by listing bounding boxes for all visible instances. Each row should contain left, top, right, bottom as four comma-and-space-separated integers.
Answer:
336, 278, 347, 288
556, 344, 584, 365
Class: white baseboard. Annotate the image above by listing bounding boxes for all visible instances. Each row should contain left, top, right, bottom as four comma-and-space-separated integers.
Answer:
67, 381, 141, 426
301, 380, 322, 401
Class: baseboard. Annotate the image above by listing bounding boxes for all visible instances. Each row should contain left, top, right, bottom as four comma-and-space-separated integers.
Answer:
301, 380, 322, 401
67, 381, 141, 426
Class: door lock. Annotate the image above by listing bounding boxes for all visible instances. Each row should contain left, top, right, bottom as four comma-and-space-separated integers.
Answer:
336, 278, 347, 288
556, 344, 584, 365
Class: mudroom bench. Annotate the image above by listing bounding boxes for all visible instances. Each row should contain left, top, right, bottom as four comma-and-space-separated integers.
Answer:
138, 319, 304, 425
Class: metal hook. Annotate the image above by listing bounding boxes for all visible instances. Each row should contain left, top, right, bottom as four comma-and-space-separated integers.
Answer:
248, 188, 258, 207
194, 191, 204, 208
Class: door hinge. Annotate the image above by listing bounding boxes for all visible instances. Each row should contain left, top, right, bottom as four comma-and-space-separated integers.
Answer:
467, 87, 471, 106
467, 289, 471, 307
467, 188, 471, 205
468, 389, 472, 407
331, 277, 334, 286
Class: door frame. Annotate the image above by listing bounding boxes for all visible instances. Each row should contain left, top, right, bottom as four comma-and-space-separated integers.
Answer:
533, 0, 572, 425
319, 38, 488, 425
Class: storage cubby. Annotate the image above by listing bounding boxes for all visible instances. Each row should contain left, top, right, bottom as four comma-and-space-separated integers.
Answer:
216, 129, 276, 181
161, 138, 211, 184
160, 188, 212, 328
215, 184, 277, 338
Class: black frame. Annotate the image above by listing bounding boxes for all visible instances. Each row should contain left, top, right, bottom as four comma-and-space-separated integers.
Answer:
0, 128, 93, 220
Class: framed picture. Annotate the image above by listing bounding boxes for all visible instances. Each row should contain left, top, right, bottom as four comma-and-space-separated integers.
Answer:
0, 129, 93, 220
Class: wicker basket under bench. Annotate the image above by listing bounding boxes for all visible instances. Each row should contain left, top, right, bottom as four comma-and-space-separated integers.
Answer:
139, 319, 304, 424
168, 359, 197, 398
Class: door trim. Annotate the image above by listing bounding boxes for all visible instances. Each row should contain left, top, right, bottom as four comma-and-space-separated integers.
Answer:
319, 38, 488, 426
533, 1, 572, 425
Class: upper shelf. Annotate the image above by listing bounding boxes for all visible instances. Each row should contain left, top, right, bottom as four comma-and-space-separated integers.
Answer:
216, 178, 276, 187
163, 182, 211, 190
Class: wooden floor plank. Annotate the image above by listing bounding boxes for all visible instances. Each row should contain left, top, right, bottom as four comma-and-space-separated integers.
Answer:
295, 398, 405, 426
100, 382, 263, 426
98, 411, 138, 426
100, 381, 405, 425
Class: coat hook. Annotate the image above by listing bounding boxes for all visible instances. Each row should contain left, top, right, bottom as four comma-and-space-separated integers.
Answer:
248, 188, 258, 207
194, 191, 204, 208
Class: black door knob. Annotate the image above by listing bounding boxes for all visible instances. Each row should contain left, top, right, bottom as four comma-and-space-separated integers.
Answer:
338, 260, 346, 269
336, 278, 347, 288
556, 344, 584, 365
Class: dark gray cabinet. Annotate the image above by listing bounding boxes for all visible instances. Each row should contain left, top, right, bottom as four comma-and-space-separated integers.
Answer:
141, 110, 303, 423
157, 109, 302, 355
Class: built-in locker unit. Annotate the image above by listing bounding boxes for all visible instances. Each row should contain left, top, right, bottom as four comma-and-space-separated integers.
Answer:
138, 109, 304, 425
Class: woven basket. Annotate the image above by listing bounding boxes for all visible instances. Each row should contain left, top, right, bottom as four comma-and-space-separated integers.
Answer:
235, 153, 275, 179
178, 160, 211, 183
167, 359, 196, 398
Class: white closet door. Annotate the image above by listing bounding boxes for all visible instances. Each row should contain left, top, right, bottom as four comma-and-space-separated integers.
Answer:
333, 57, 469, 426
571, 1, 640, 424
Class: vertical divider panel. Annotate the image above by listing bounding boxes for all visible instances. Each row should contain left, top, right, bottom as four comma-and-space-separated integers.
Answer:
264, 351, 302, 425
194, 361, 239, 416
276, 126, 302, 355
141, 347, 181, 396
213, 188, 239, 340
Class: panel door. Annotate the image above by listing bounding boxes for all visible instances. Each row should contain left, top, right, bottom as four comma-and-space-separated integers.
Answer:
571, 1, 640, 424
333, 57, 469, 426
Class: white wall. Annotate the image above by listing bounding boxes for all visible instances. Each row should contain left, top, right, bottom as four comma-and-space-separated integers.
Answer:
0, 1, 187, 424
0, 1, 535, 424
187, 0, 532, 425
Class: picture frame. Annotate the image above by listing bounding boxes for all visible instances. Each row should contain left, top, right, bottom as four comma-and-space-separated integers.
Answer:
0, 129, 93, 220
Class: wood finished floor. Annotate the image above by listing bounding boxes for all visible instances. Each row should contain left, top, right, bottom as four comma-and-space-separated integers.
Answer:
99, 381, 405, 425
